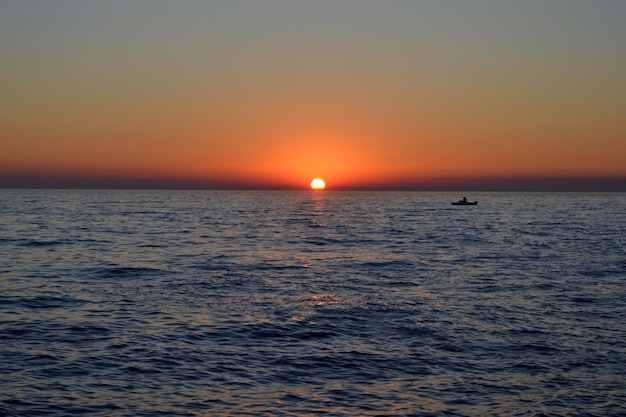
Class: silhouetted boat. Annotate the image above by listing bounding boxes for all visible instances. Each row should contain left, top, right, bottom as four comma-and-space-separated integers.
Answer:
451, 200, 477, 206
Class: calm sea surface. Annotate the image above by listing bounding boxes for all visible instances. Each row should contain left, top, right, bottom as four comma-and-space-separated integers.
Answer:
1, 190, 625, 416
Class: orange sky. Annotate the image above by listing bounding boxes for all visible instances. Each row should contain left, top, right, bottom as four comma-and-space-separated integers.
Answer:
1, 2, 625, 190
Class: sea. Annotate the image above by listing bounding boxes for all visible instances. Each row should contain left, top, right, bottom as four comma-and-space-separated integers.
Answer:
1, 190, 625, 416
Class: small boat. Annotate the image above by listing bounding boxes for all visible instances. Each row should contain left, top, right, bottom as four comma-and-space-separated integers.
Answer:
451, 200, 477, 206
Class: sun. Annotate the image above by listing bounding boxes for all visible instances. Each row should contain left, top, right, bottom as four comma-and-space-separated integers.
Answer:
310, 178, 326, 190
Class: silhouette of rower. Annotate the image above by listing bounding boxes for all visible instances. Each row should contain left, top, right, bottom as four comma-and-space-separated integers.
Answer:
462, 196, 467, 203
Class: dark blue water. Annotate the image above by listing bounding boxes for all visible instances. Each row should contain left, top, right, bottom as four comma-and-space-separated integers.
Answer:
1, 190, 625, 416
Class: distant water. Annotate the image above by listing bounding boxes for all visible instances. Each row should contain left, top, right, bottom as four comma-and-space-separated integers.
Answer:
1, 190, 625, 416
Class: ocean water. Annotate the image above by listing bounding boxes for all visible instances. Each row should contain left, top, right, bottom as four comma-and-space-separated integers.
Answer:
1, 190, 625, 416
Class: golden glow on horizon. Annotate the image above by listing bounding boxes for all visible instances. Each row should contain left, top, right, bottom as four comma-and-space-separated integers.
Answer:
310, 178, 326, 190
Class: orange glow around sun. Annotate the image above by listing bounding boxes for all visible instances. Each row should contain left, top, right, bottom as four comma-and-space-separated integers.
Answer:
310, 178, 326, 190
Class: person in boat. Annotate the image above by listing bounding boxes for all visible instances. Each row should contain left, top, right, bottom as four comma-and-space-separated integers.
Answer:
462, 197, 467, 203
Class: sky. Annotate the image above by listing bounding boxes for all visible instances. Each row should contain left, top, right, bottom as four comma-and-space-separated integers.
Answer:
1, 0, 625, 190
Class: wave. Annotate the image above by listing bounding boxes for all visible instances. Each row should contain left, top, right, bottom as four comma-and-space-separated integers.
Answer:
0, 294, 87, 309
20, 239, 74, 247
88, 266, 169, 279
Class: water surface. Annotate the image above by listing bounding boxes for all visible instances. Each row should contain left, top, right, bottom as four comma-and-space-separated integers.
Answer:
1, 190, 625, 416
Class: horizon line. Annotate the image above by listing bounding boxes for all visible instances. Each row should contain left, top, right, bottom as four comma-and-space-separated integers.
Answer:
1, 174, 626, 192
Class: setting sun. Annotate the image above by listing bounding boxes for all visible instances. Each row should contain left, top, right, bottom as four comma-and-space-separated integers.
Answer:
310, 178, 326, 190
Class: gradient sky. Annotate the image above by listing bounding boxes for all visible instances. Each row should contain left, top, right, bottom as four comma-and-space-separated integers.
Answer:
1, 1, 625, 190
